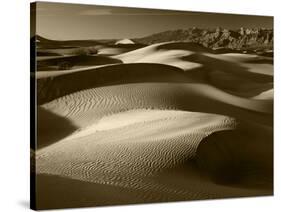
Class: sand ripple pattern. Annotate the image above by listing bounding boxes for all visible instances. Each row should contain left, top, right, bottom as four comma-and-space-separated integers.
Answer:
41, 83, 271, 129
36, 80, 273, 201
35, 41, 273, 206
37, 108, 238, 200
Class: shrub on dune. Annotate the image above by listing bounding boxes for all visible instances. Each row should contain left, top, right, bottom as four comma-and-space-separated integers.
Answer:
70, 47, 97, 56
58, 61, 73, 70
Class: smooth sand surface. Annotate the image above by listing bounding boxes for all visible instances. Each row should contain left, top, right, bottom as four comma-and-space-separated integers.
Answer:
115, 38, 135, 45
253, 89, 273, 100
37, 55, 122, 71
35, 41, 273, 209
114, 42, 273, 97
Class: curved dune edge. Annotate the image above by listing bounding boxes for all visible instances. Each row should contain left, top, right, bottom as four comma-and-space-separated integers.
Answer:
113, 42, 273, 97
37, 63, 272, 116
36, 79, 271, 150
36, 43, 273, 105
114, 41, 273, 75
196, 126, 273, 185
36, 84, 273, 202
252, 89, 274, 100
113, 42, 206, 71
97, 44, 146, 56
36, 41, 273, 103
40, 83, 272, 130
36, 63, 190, 104
36, 109, 272, 206
36, 61, 273, 103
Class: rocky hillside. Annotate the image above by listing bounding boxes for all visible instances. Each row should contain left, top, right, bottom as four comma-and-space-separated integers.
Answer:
134, 27, 273, 50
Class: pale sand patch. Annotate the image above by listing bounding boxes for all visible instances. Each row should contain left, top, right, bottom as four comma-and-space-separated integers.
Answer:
115, 38, 135, 45
253, 89, 274, 100
114, 42, 202, 71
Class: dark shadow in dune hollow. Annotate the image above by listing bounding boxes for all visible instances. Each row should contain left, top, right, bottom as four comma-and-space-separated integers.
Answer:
36, 63, 192, 104
212, 48, 242, 54
245, 58, 273, 65
182, 69, 273, 99
156, 42, 213, 53
36, 174, 146, 210
181, 53, 273, 97
37, 51, 61, 57
37, 107, 77, 149
37, 55, 122, 71
182, 53, 273, 82
196, 128, 273, 190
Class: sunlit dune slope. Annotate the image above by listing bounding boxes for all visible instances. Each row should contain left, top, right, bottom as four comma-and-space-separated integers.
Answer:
36, 107, 271, 207
114, 42, 273, 97
97, 44, 146, 56
36, 63, 192, 104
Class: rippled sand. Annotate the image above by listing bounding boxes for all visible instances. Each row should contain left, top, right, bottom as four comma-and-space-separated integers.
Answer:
35, 42, 273, 209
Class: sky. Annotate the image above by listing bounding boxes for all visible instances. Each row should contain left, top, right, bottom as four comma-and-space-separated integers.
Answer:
33, 2, 273, 40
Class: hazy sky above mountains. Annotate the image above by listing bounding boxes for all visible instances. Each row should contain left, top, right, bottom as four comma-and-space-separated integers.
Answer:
33, 2, 273, 40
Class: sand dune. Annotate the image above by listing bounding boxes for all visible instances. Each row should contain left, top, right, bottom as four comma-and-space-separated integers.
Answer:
114, 42, 205, 71
37, 42, 273, 100
35, 40, 273, 209
37, 60, 273, 107
37, 108, 271, 208
36, 92, 272, 208
253, 89, 274, 100
115, 42, 272, 78
97, 47, 131, 56
37, 55, 122, 71
36, 63, 191, 104
114, 42, 273, 98
97, 44, 146, 56
115, 38, 135, 45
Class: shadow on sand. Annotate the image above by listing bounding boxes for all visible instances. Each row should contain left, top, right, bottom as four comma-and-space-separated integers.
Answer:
37, 107, 77, 149
196, 124, 273, 189
36, 174, 145, 210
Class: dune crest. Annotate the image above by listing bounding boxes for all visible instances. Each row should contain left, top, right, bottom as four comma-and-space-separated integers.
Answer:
115, 38, 135, 45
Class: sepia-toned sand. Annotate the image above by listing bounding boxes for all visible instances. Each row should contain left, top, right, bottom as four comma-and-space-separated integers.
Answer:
35, 41, 273, 209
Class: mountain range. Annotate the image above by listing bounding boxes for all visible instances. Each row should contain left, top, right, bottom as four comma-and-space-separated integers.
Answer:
134, 27, 273, 50
33, 27, 273, 57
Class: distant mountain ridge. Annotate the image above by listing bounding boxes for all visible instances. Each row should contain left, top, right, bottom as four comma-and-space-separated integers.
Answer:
134, 27, 273, 50
33, 35, 117, 49
33, 27, 273, 52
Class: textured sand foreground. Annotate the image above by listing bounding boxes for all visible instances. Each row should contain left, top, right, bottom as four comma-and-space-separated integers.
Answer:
35, 41, 273, 209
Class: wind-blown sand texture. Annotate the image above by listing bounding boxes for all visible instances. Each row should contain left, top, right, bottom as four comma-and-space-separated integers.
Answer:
35, 41, 273, 209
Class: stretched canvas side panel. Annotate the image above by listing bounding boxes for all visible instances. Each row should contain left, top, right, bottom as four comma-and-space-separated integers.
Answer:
30, 2, 36, 210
